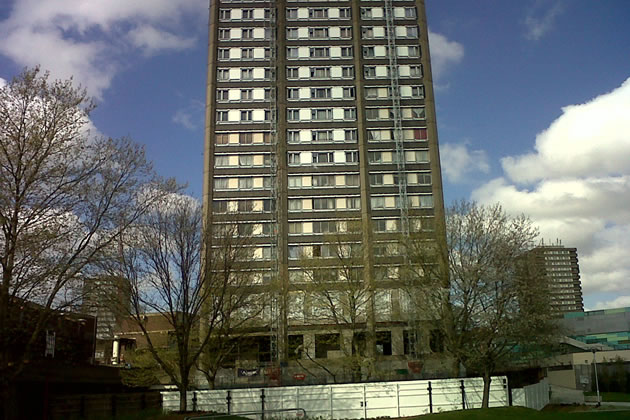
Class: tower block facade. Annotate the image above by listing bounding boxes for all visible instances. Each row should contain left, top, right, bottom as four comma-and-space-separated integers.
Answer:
202, 0, 447, 376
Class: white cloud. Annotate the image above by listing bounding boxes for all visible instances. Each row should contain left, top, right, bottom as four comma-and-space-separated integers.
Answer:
428, 30, 464, 80
172, 110, 197, 131
128, 25, 196, 56
0, 0, 206, 98
593, 296, 630, 311
524, 0, 565, 41
0, 77, 6, 88
440, 142, 490, 183
502, 79, 630, 183
472, 78, 630, 309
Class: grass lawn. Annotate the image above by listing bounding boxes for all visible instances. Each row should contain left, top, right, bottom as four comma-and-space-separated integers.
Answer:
409, 406, 630, 419
585, 392, 630, 402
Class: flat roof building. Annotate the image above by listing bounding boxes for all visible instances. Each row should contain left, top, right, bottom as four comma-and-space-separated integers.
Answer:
529, 244, 584, 315
202, 0, 448, 380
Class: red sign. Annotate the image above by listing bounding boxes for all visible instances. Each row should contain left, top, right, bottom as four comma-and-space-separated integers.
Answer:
293, 373, 306, 381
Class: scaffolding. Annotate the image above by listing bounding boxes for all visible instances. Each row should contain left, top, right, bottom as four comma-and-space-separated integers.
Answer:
384, 0, 409, 236
266, 2, 281, 363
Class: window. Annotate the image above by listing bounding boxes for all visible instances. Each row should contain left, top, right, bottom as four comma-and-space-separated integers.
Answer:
216, 110, 229, 122
340, 27, 352, 38
312, 175, 335, 187
312, 152, 334, 163
312, 130, 332, 142
310, 67, 331, 78
217, 69, 230, 80
239, 132, 253, 144
264, 68, 272, 79
365, 108, 379, 120
287, 9, 298, 19
363, 46, 375, 58
409, 65, 422, 77
239, 177, 253, 189
340, 47, 353, 57
241, 48, 254, 59
361, 8, 373, 19
368, 151, 382, 163
345, 151, 358, 163
420, 195, 433, 208
215, 155, 229, 166
287, 28, 298, 39
344, 108, 356, 120
240, 89, 252, 100
288, 153, 301, 164
406, 26, 419, 38
404, 7, 417, 18
288, 199, 302, 210
310, 47, 330, 58
264, 89, 272, 100
242, 9, 254, 20
218, 48, 230, 59
240, 110, 252, 121
289, 223, 303, 234
313, 221, 337, 234
215, 133, 229, 144
344, 129, 357, 141
371, 197, 385, 209
241, 68, 253, 80
287, 131, 300, 143
365, 87, 378, 99
287, 109, 300, 121
311, 109, 332, 120
288, 177, 302, 188
309, 8, 328, 18
364, 66, 376, 78
342, 66, 354, 78
218, 29, 230, 40
219, 9, 230, 20
313, 198, 336, 210
217, 89, 229, 101
411, 86, 424, 98
287, 47, 299, 58
311, 88, 331, 99
309, 27, 329, 38
339, 8, 351, 18
409, 150, 429, 162
288, 88, 300, 100
214, 178, 228, 189
241, 29, 254, 40
412, 107, 425, 119
345, 174, 359, 186
287, 67, 299, 79
239, 155, 253, 166
238, 200, 253, 212
370, 174, 384, 185
407, 46, 420, 57
213, 201, 228, 213
346, 197, 360, 209
362, 27, 374, 38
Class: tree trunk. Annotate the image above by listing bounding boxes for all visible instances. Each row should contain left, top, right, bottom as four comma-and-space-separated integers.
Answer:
481, 369, 492, 408
179, 387, 188, 412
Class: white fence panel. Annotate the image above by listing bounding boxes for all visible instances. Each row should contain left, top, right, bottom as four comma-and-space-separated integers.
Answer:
331, 384, 365, 419
161, 375, 509, 418
397, 380, 431, 417
512, 378, 549, 410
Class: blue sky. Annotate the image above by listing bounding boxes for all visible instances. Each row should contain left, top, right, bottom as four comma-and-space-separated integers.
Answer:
1, 0, 629, 311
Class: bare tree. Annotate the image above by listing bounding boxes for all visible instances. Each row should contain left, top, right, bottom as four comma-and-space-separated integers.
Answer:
109, 198, 261, 411
0, 68, 169, 417
443, 201, 555, 407
299, 222, 375, 382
